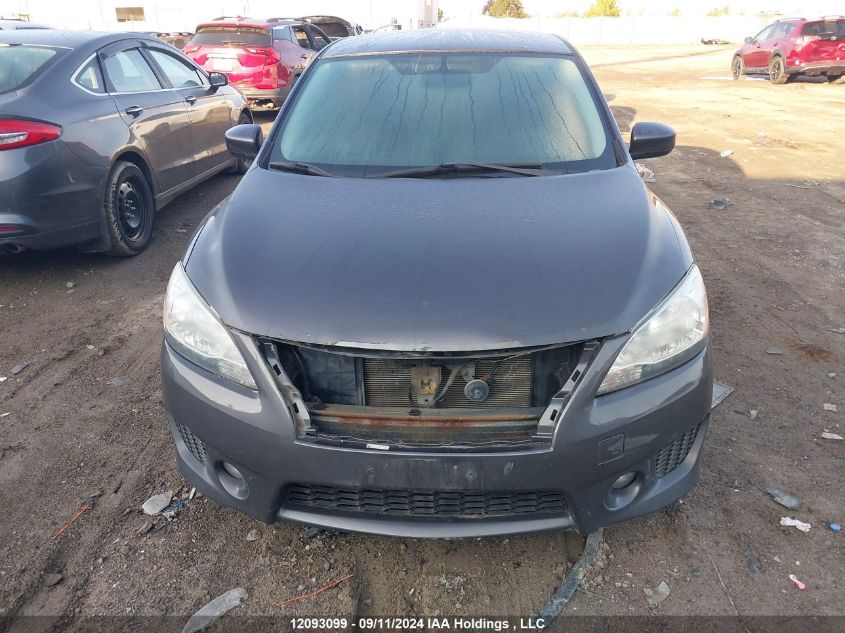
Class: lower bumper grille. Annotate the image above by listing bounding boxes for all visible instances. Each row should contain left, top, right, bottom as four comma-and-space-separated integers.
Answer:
654, 424, 699, 478
284, 484, 567, 519
176, 421, 208, 465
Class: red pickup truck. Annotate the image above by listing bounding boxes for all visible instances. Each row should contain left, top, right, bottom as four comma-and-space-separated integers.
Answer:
732, 17, 845, 84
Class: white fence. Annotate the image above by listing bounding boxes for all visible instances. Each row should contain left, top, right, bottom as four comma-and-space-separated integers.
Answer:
439, 15, 779, 45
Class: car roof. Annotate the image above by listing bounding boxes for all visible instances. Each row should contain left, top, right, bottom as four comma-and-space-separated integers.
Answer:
0, 19, 50, 29
803, 15, 845, 22
0, 29, 157, 47
301, 15, 352, 26
195, 17, 306, 30
323, 28, 573, 58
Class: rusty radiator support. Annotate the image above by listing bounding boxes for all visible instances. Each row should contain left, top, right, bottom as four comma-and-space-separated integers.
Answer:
309, 404, 545, 444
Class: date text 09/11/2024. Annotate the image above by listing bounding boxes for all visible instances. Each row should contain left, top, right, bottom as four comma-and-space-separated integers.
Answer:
289, 617, 549, 630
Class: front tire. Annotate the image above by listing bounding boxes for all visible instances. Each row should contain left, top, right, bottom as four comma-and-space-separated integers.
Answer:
731, 55, 744, 80
103, 161, 155, 256
769, 56, 789, 84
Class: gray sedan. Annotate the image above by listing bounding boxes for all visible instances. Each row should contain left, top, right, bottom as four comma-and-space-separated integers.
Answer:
162, 29, 712, 537
0, 30, 251, 255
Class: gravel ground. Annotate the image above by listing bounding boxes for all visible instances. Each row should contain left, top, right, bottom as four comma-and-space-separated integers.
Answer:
0, 44, 843, 630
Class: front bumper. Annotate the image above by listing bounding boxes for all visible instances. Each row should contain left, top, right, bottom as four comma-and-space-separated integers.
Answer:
161, 332, 712, 537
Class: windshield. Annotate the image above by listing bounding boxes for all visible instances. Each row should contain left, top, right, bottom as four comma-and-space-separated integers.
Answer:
0, 45, 61, 93
271, 53, 615, 177
191, 26, 271, 47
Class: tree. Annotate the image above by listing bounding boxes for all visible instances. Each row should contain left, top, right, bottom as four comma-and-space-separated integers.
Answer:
482, 0, 528, 19
583, 0, 621, 17
707, 6, 730, 16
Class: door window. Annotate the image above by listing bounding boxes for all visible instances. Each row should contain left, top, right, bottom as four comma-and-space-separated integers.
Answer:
771, 23, 794, 38
273, 26, 294, 43
102, 49, 161, 92
148, 49, 205, 88
75, 58, 106, 93
753, 25, 774, 41
310, 28, 332, 51
292, 27, 311, 49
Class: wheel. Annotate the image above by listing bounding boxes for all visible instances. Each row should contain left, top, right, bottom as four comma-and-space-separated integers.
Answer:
731, 55, 744, 80
103, 161, 155, 256
227, 112, 254, 175
828, 74, 845, 85
768, 56, 789, 84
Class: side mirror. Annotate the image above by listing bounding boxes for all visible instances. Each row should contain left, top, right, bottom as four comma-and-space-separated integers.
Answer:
226, 124, 263, 159
628, 122, 675, 160
744, 36, 753, 44
209, 72, 228, 88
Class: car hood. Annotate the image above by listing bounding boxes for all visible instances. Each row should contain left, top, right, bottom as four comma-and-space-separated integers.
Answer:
186, 165, 693, 351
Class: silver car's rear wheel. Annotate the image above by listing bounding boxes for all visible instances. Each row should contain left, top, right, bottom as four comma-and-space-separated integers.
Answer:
103, 161, 154, 256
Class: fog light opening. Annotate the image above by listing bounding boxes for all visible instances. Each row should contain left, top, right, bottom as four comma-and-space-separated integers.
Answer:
605, 472, 641, 511
217, 461, 249, 499
611, 471, 637, 490
222, 461, 242, 479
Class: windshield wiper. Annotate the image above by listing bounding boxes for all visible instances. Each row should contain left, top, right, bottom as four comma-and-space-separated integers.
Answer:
379, 162, 553, 179
268, 160, 335, 177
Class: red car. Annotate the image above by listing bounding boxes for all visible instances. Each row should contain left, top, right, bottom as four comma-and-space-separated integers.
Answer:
183, 17, 332, 108
732, 16, 845, 84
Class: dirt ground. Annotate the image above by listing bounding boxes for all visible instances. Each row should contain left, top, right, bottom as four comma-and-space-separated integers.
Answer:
1, 45, 843, 631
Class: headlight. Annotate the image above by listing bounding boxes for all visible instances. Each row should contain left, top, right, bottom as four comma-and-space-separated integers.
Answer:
163, 263, 257, 389
598, 265, 708, 395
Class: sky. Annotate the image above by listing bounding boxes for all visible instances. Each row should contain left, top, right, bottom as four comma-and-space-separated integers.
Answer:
441, 0, 845, 17
2, 0, 843, 31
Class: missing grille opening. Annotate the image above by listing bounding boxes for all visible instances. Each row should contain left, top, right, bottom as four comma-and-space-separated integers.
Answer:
261, 340, 588, 449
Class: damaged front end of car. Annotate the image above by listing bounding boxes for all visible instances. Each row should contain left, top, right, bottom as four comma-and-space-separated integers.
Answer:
259, 339, 599, 451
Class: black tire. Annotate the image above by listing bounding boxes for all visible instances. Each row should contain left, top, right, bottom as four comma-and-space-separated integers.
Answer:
103, 161, 155, 256
227, 112, 254, 175
828, 74, 845, 85
768, 56, 789, 84
731, 55, 744, 80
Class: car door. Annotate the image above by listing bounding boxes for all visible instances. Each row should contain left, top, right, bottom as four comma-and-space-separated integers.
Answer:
99, 42, 195, 194
144, 45, 233, 176
765, 23, 793, 62
290, 25, 315, 71
745, 25, 774, 68
271, 25, 301, 86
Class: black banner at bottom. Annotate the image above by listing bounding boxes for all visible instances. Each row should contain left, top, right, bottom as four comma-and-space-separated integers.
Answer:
1, 616, 843, 633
